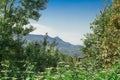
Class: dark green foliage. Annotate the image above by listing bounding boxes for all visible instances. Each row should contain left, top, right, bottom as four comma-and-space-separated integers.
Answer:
1, 30, 74, 79
0, 0, 48, 79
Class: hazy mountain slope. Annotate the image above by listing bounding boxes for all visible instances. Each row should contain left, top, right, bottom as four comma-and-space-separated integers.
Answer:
24, 34, 82, 57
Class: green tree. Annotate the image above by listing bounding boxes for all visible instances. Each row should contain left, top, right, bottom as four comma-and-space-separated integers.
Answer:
0, 0, 48, 78
81, 2, 110, 68
81, 0, 120, 68
99, 0, 120, 67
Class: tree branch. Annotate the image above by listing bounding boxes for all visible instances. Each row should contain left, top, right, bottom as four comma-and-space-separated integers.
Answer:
4, 0, 7, 19
9, 0, 14, 13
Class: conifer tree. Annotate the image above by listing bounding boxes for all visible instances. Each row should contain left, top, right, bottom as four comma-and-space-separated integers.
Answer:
0, 0, 48, 78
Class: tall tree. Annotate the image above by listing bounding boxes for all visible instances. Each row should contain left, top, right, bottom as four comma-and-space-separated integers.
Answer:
81, 0, 120, 68
99, 0, 120, 67
0, 0, 48, 77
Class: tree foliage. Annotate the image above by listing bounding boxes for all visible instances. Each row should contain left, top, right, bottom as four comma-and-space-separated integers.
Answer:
0, 0, 48, 57
0, 0, 48, 79
1, 0, 120, 79
81, 0, 120, 68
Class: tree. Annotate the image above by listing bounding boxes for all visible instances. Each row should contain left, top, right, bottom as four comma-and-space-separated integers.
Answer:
99, 0, 120, 67
0, 0, 48, 78
81, 1, 110, 68
81, 0, 120, 68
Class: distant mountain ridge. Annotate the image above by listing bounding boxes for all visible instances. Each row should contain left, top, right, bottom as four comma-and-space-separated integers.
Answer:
24, 34, 82, 57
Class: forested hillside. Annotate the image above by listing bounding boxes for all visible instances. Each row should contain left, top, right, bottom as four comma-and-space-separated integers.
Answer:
24, 34, 82, 57
0, 0, 120, 80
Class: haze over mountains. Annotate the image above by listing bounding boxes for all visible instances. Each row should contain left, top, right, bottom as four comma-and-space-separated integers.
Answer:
24, 34, 82, 57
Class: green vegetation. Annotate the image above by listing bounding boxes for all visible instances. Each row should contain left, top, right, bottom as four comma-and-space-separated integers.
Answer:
81, 0, 120, 68
0, 0, 120, 80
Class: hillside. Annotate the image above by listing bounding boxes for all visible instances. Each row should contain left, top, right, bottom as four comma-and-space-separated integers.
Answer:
24, 34, 82, 57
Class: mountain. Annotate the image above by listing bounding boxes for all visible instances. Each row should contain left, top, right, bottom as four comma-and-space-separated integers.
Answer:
24, 34, 82, 57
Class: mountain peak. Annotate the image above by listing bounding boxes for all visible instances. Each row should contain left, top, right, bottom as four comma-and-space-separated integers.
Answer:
24, 34, 82, 57
54, 36, 60, 39
54, 36, 63, 41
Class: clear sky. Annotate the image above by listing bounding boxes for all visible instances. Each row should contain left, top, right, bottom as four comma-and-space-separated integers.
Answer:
30, 0, 105, 45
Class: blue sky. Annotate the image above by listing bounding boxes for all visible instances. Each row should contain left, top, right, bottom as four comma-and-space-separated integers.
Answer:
30, 0, 105, 45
